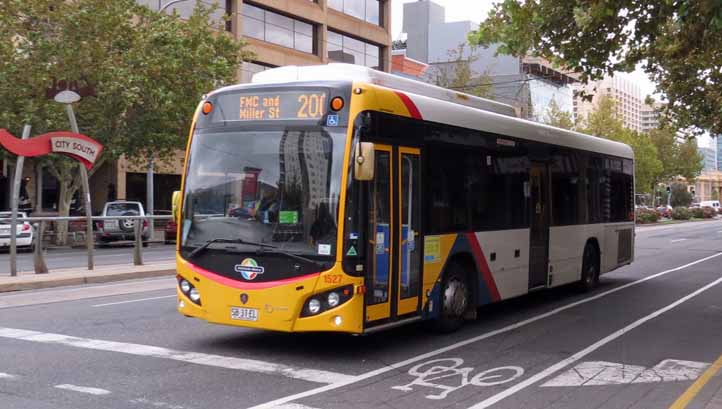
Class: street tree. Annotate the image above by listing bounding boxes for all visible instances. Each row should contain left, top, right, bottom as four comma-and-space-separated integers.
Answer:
468, 0, 722, 135
543, 99, 574, 130
577, 96, 662, 194
0, 0, 249, 243
430, 44, 493, 99
670, 182, 693, 208
648, 127, 704, 199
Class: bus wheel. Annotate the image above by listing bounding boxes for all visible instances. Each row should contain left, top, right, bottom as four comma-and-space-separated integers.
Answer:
579, 243, 599, 292
430, 263, 470, 333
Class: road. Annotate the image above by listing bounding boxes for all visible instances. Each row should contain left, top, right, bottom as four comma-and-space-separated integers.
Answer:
0, 244, 176, 274
0, 220, 721, 409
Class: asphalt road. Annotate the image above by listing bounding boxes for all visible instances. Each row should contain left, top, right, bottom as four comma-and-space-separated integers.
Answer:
0, 243, 176, 274
1, 220, 721, 409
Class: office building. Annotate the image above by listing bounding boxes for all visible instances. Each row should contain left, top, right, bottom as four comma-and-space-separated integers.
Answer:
400, 0, 576, 121
573, 76, 643, 132
640, 102, 662, 133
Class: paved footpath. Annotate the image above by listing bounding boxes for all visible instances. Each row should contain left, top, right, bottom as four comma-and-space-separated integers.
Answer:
0, 220, 720, 409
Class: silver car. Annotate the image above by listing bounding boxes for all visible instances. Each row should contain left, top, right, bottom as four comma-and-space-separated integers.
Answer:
96, 201, 150, 247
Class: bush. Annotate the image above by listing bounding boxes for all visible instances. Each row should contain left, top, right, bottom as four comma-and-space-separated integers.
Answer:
635, 208, 659, 224
690, 207, 704, 219
702, 206, 716, 219
672, 207, 691, 220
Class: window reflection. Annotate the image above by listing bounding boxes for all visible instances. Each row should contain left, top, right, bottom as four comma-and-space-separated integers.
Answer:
242, 4, 315, 54
327, 30, 382, 70
328, 0, 381, 25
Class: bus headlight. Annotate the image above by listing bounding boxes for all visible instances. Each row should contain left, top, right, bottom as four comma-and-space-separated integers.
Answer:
308, 299, 321, 314
180, 279, 191, 293
189, 288, 201, 303
300, 285, 354, 317
327, 292, 340, 307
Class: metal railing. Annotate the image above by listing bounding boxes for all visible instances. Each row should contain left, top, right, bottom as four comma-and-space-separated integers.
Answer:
1, 215, 174, 276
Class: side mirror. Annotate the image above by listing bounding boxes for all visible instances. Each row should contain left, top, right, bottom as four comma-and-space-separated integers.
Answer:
353, 142, 375, 181
172, 190, 181, 222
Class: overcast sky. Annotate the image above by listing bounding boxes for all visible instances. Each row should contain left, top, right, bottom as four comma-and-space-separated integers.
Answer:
390, 0, 659, 108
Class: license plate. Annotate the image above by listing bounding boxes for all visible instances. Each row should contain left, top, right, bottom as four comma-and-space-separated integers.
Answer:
230, 307, 258, 322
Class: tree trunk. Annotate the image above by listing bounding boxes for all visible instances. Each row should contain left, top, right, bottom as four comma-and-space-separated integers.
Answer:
55, 179, 78, 246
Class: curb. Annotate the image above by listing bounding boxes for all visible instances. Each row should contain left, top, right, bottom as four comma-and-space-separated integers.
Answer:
0, 268, 176, 293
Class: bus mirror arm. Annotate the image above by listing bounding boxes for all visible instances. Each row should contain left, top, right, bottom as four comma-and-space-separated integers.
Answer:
354, 142, 375, 181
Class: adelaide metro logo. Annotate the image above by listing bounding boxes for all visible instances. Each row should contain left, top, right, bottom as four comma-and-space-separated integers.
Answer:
234, 258, 265, 280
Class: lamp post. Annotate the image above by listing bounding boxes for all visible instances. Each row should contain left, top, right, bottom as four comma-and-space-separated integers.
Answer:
54, 90, 94, 270
159, 0, 191, 12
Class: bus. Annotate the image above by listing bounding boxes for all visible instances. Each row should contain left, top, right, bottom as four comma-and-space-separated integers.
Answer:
174, 64, 634, 334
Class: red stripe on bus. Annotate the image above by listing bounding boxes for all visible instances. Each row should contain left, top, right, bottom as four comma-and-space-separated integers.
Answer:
186, 261, 320, 290
394, 91, 423, 119
465, 233, 501, 302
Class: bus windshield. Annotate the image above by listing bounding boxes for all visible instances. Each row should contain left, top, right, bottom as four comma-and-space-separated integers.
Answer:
180, 125, 347, 259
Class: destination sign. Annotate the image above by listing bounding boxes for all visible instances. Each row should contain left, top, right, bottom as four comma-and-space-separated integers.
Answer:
234, 91, 328, 121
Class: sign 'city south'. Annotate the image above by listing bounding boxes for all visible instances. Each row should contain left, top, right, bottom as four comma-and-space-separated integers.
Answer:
0, 129, 103, 170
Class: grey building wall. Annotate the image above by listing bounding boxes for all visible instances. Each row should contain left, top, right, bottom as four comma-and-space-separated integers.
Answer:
699, 146, 717, 172
403, 0, 446, 63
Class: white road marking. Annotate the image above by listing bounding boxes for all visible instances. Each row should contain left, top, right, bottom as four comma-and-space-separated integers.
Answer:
541, 359, 710, 387
270, 404, 322, 409
92, 294, 176, 307
247, 252, 722, 409
466, 274, 722, 409
0, 327, 352, 385
54, 384, 111, 395
129, 398, 185, 409
671, 239, 688, 243
0, 372, 17, 379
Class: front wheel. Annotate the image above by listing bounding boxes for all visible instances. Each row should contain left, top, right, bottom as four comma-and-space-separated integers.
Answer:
578, 243, 600, 292
429, 263, 470, 333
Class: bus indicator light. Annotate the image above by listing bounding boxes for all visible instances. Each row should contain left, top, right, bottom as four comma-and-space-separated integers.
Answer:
202, 101, 213, 115
330, 97, 344, 111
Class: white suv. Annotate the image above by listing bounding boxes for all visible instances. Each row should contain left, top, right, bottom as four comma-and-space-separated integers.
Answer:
96, 201, 150, 246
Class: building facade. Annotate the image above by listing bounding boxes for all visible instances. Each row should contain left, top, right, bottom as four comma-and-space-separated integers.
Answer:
400, 0, 576, 121
2, 0, 391, 216
573, 75, 644, 132
640, 102, 662, 133
699, 146, 717, 172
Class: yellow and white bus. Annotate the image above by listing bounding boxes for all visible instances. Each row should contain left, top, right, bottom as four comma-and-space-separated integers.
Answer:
174, 64, 634, 333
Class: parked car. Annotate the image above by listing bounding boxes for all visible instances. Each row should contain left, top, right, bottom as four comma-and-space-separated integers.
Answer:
699, 200, 720, 210
656, 205, 672, 219
95, 201, 150, 247
164, 219, 177, 244
0, 211, 35, 252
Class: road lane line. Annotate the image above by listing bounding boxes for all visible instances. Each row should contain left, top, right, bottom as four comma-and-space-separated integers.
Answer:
247, 252, 722, 409
467, 275, 722, 409
671, 239, 688, 243
668, 352, 722, 409
0, 327, 353, 385
92, 295, 176, 307
54, 384, 111, 395
0, 372, 17, 379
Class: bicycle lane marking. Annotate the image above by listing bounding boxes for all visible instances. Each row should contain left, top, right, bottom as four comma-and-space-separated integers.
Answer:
465, 274, 722, 409
247, 252, 722, 409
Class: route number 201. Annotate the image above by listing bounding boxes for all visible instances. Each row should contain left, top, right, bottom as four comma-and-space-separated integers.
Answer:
297, 94, 326, 118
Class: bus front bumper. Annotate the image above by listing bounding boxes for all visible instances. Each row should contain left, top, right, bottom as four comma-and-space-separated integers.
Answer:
175, 258, 365, 334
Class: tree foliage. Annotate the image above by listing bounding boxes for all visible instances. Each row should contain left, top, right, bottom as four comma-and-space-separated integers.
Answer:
429, 44, 493, 99
670, 183, 693, 208
469, 0, 722, 134
0, 0, 248, 240
542, 99, 574, 130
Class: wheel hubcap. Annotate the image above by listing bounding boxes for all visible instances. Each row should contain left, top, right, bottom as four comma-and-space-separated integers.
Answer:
443, 279, 467, 317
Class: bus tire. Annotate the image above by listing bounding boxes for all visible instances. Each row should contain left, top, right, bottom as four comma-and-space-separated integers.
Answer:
430, 262, 470, 333
578, 242, 600, 292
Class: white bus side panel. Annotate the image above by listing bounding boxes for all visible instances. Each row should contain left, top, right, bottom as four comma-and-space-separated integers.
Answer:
548, 224, 606, 287
602, 222, 635, 274
474, 229, 530, 300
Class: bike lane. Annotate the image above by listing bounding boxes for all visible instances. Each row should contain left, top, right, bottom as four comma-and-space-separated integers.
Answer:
255, 251, 722, 409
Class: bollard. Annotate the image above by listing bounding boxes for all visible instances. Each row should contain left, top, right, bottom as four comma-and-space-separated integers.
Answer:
133, 220, 143, 266
33, 221, 48, 274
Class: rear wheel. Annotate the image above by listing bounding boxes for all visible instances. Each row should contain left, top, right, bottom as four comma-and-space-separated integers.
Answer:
578, 243, 600, 292
429, 262, 470, 333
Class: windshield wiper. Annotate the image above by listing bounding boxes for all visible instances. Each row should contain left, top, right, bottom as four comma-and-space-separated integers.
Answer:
254, 246, 327, 268
186, 237, 276, 259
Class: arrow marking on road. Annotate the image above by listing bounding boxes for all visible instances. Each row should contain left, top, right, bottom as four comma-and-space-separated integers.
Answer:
0, 372, 18, 379
670, 239, 688, 243
541, 359, 709, 387
0, 327, 353, 384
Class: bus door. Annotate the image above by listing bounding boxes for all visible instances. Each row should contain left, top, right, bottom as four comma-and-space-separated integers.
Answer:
365, 145, 422, 324
529, 163, 550, 289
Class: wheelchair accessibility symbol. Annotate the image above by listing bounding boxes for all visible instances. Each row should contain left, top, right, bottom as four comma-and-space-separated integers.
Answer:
392, 358, 524, 400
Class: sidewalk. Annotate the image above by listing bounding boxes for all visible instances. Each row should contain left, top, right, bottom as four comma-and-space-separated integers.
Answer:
0, 261, 176, 293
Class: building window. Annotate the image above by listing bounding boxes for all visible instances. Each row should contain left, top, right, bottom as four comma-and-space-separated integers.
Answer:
242, 3, 316, 54
328, 0, 381, 26
327, 30, 381, 70
240, 61, 275, 83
